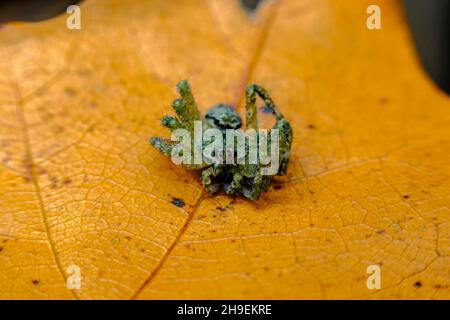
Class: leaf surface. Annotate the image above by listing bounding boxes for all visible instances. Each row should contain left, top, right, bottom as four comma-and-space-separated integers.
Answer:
0, 0, 449, 299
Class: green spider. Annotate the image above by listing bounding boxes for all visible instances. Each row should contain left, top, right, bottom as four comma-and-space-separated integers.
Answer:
150, 80, 293, 200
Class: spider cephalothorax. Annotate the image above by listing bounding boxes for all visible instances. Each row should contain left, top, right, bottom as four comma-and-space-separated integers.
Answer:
150, 80, 293, 200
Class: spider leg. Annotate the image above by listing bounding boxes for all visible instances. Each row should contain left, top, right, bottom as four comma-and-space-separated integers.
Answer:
177, 80, 201, 119
240, 170, 272, 200
249, 172, 264, 200
161, 115, 183, 131
149, 137, 175, 156
245, 85, 259, 130
245, 84, 284, 130
245, 84, 293, 176
224, 172, 243, 195
201, 165, 222, 194
273, 118, 293, 175
171, 80, 201, 132
151, 80, 206, 166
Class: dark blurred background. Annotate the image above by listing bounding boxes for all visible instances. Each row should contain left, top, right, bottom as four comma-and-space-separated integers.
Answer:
403, 0, 449, 94
0, 0, 448, 94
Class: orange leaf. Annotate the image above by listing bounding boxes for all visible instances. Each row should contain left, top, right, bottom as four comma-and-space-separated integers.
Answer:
0, 0, 449, 299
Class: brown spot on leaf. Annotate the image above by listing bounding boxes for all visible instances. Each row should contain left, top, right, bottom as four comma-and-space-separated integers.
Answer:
171, 197, 185, 208
378, 97, 390, 104
77, 69, 92, 77
89, 101, 98, 109
32, 280, 40, 286
2, 155, 11, 164
64, 87, 77, 96
49, 176, 58, 189
413, 281, 422, 288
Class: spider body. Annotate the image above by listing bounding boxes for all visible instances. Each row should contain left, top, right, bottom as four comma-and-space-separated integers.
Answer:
150, 80, 293, 200
205, 104, 242, 130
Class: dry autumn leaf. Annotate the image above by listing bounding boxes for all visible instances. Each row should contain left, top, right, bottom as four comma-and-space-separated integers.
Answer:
0, 0, 449, 300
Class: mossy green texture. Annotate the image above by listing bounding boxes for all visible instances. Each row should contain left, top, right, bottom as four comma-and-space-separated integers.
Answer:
150, 80, 293, 200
